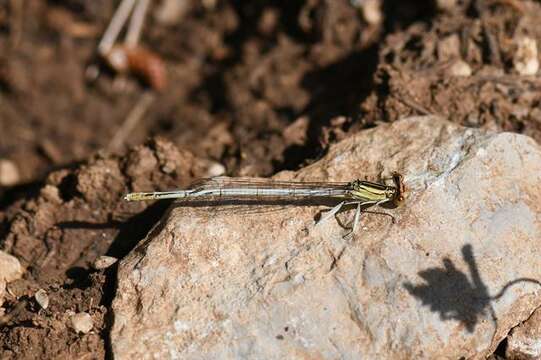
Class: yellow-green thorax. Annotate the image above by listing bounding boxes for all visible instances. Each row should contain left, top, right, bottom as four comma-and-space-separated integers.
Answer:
348, 173, 405, 206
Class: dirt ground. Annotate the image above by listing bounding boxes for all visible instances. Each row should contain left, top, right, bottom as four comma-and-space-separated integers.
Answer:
1, 0, 540, 358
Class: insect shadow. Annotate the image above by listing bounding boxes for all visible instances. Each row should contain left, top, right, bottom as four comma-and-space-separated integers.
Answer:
403, 244, 540, 335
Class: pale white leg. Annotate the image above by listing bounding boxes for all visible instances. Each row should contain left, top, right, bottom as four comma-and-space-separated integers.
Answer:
317, 201, 345, 226
351, 202, 361, 234
376, 198, 391, 206
342, 202, 362, 240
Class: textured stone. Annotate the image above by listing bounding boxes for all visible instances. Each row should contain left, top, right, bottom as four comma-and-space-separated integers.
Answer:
506, 307, 541, 359
111, 116, 541, 359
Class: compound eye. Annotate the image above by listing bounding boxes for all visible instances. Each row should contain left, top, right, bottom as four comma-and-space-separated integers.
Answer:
394, 194, 405, 206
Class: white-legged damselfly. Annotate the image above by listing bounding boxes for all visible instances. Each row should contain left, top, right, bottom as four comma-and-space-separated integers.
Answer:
124, 173, 405, 235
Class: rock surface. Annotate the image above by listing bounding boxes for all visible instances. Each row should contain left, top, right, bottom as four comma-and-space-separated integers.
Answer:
506, 307, 541, 359
111, 116, 541, 359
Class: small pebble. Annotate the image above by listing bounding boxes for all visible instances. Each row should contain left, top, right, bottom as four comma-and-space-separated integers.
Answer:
449, 60, 472, 77
35, 289, 49, 310
514, 37, 539, 76
0, 251, 23, 283
0, 159, 20, 186
70, 312, 93, 334
93, 255, 118, 270
204, 161, 226, 178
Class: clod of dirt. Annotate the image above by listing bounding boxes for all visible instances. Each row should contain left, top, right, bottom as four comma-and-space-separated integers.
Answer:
2, 137, 202, 276
361, 0, 541, 143
111, 117, 541, 359
0, 137, 209, 359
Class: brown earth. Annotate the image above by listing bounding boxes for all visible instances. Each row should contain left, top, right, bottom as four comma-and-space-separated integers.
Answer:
1, 0, 540, 358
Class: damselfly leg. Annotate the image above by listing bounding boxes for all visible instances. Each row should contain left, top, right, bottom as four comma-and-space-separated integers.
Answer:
317, 198, 396, 239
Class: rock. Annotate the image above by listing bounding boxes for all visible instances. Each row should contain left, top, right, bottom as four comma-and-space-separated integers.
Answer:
506, 307, 541, 359
0, 251, 22, 307
69, 312, 93, 334
199, 160, 226, 178
449, 60, 472, 77
111, 116, 541, 359
92, 256, 118, 270
0, 159, 20, 186
0, 251, 23, 283
514, 37, 539, 76
34, 289, 49, 310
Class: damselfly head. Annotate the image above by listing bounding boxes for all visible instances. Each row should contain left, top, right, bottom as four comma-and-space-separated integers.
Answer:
391, 172, 405, 206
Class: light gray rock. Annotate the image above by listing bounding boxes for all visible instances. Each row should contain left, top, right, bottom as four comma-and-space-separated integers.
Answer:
506, 307, 541, 359
111, 116, 541, 359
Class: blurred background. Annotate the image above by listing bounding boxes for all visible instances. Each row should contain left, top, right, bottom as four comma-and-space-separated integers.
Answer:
1, 0, 540, 207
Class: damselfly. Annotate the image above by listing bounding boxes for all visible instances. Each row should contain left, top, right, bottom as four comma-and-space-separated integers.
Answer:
124, 173, 405, 235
